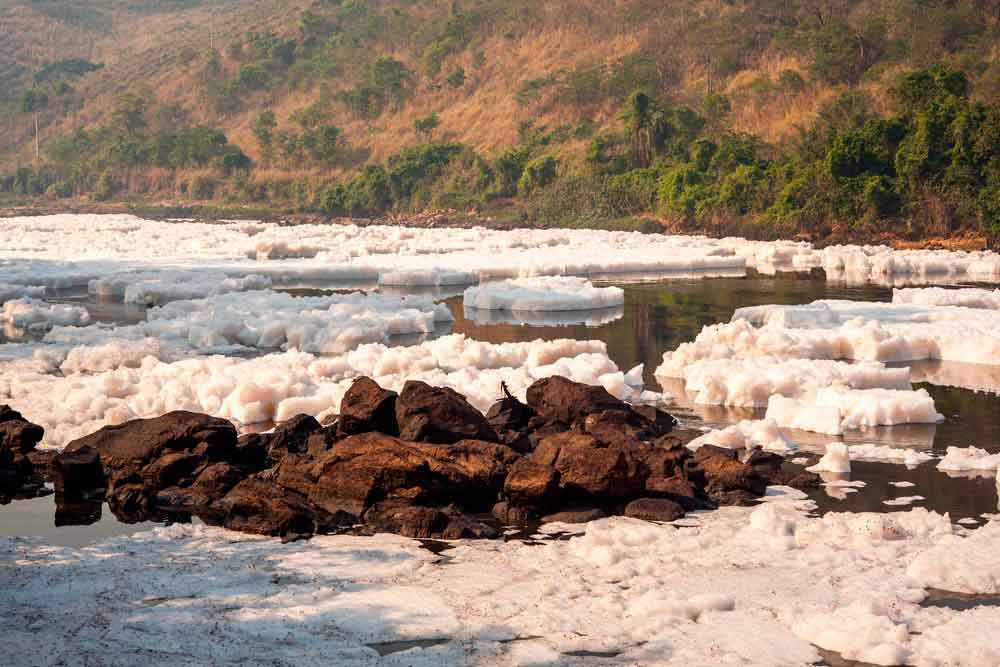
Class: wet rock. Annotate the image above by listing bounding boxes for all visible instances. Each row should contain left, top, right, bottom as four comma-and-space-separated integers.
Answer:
503, 458, 559, 506
266, 414, 322, 461
492, 500, 534, 525
485, 383, 535, 433
65, 411, 237, 484
526, 376, 628, 425
633, 405, 679, 435
52, 445, 105, 497
534, 432, 648, 499
363, 500, 498, 539
233, 433, 269, 467
623, 497, 685, 522
690, 448, 768, 506
0, 405, 44, 453
0, 405, 45, 497
339, 377, 399, 436
644, 476, 712, 511
395, 380, 499, 444
541, 507, 606, 524
215, 476, 341, 538
302, 432, 516, 518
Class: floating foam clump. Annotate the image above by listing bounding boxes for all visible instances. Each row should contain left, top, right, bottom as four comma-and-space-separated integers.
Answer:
2, 334, 626, 447
669, 357, 911, 408
686, 418, 793, 452
0, 283, 44, 303
378, 268, 476, 286
807, 442, 851, 473
937, 446, 1000, 473
1, 298, 91, 333
847, 444, 934, 467
463, 276, 624, 312
893, 286, 1000, 310
764, 388, 941, 436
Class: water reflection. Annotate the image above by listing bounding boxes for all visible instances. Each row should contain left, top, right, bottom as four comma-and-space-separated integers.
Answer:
462, 304, 625, 328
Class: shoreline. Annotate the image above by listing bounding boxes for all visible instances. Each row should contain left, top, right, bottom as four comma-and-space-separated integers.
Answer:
0, 198, 991, 250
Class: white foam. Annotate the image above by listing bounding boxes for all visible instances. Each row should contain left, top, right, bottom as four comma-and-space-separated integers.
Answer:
807, 442, 851, 473
686, 418, 794, 453
848, 444, 934, 467
893, 286, 1000, 310
6, 489, 998, 665
883, 496, 925, 506
937, 446, 1000, 474
1, 298, 90, 336
463, 276, 624, 312
1, 334, 627, 447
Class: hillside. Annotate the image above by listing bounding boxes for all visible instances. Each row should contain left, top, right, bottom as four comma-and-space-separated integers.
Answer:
3, 1, 1000, 243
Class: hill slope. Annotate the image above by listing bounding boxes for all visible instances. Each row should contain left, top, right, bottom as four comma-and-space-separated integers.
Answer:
3, 1, 1000, 243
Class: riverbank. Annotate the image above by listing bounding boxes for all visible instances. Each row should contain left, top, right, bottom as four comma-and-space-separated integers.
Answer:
1, 195, 992, 250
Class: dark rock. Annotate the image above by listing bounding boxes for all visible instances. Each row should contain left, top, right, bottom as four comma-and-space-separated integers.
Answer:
395, 380, 499, 444
534, 432, 647, 498
215, 476, 339, 537
492, 501, 534, 525
690, 449, 768, 506
0, 405, 44, 454
526, 376, 628, 425
623, 497, 685, 522
304, 425, 342, 456
633, 405, 678, 435
65, 411, 237, 483
485, 383, 535, 433
52, 445, 105, 496
363, 500, 498, 539
541, 507, 606, 524
0, 406, 45, 496
503, 458, 559, 506
266, 414, 322, 461
303, 433, 517, 517
233, 433, 269, 467
141, 450, 203, 489
340, 377, 399, 436
644, 476, 712, 511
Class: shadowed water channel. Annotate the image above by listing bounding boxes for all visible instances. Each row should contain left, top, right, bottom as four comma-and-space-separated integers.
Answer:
2, 271, 998, 545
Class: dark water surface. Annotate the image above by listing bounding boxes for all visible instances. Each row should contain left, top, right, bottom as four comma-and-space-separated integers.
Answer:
2, 271, 997, 545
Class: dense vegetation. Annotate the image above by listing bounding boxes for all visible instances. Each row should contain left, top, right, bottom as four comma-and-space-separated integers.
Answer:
3, 0, 1000, 242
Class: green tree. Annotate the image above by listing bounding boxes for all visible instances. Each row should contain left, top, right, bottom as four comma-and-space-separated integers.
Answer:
20, 88, 49, 162
111, 94, 147, 136
414, 113, 440, 138
251, 111, 277, 163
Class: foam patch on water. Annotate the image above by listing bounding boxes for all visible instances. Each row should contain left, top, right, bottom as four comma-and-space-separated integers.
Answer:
3, 489, 998, 665
1, 334, 628, 447
463, 276, 624, 312
687, 418, 794, 453
893, 286, 1000, 310
937, 447, 1000, 474
1, 297, 91, 336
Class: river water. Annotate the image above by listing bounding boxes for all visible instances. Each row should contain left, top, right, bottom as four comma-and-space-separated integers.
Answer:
2, 271, 998, 545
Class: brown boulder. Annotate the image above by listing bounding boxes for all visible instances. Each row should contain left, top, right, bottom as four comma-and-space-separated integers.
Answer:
504, 458, 559, 506
214, 476, 348, 537
64, 411, 237, 481
339, 377, 399, 436
299, 432, 517, 519
526, 376, 628, 425
690, 448, 768, 505
363, 501, 498, 539
0, 405, 44, 454
623, 497, 685, 522
395, 381, 499, 444
541, 507, 606, 524
52, 445, 105, 497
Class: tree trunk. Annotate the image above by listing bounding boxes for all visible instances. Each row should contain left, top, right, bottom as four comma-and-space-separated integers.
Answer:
33, 111, 39, 163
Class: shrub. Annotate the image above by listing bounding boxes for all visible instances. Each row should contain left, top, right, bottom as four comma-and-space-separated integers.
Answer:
518, 156, 558, 194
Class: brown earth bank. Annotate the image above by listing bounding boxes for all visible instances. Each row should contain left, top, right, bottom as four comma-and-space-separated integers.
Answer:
0, 198, 992, 249
1, 376, 819, 541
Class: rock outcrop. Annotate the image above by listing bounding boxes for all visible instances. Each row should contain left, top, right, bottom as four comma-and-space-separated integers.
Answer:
41, 376, 809, 539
